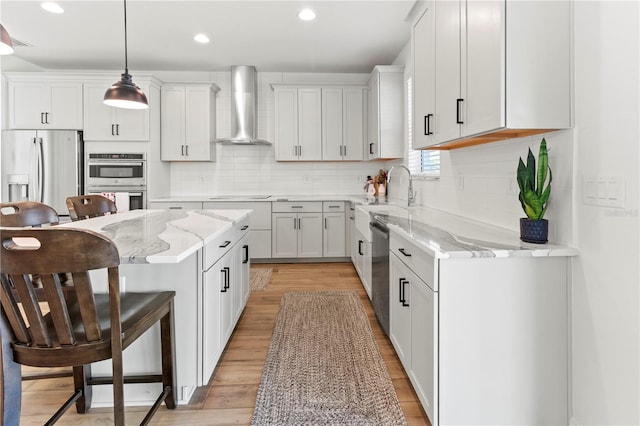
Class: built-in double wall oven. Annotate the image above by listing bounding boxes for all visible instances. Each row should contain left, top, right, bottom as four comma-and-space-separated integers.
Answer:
86, 153, 147, 210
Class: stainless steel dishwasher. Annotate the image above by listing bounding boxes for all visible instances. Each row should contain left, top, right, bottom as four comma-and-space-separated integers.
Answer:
370, 216, 390, 337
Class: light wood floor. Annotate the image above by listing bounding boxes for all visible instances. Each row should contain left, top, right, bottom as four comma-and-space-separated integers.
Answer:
19, 262, 430, 425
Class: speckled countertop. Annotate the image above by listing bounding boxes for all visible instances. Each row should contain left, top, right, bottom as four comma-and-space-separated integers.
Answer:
58, 209, 251, 264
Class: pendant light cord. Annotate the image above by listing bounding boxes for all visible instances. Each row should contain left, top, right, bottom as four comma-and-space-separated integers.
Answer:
123, 0, 128, 73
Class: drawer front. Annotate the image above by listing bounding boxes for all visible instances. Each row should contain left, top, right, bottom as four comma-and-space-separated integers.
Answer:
390, 232, 437, 291
322, 201, 345, 213
149, 201, 203, 210
203, 201, 272, 229
204, 217, 250, 270
272, 201, 322, 213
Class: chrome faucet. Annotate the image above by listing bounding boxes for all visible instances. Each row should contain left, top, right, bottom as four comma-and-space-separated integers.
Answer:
388, 165, 416, 206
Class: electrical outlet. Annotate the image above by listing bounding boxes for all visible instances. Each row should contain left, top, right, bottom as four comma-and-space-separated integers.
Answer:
456, 175, 464, 191
506, 173, 517, 195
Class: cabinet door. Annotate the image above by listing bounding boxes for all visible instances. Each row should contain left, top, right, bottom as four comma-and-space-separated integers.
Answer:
389, 253, 412, 368
114, 92, 150, 141
238, 234, 250, 309
161, 86, 186, 160
272, 213, 298, 258
321, 88, 343, 161
202, 263, 224, 383
366, 73, 380, 159
219, 251, 235, 342
185, 85, 214, 160
10, 83, 46, 129
410, 279, 438, 424
412, 3, 436, 149
9, 82, 82, 130
463, 0, 505, 137
298, 212, 323, 258
83, 83, 118, 140
274, 87, 298, 161
433, 0, 462, 145
48, 83, 83, 129
323, 213, 346, 257
342, 87, 365, 161
297, 87, 322, 161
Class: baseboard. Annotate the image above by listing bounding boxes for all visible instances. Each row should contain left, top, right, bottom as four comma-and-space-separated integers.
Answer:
251, 257, 350, 264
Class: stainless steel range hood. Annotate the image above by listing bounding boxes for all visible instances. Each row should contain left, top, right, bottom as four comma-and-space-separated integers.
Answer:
216, 65, 271, 145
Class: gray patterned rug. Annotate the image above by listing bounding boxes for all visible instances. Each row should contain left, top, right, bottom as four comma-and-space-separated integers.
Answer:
250, 267, 273, 291
251, 291, 407, 425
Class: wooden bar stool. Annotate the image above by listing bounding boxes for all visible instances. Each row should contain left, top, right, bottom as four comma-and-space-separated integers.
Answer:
0, 201, 59, 227
0, 227, 177, 425
66, 195, 117, 221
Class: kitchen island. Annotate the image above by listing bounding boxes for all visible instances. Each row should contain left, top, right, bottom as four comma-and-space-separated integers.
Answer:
58, 208, 252, 407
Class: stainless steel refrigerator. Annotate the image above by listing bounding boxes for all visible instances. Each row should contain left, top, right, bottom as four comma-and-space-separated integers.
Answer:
1, 130, 84, 216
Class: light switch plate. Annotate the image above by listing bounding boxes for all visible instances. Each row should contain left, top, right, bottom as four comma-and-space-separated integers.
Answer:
583, 175, 625, 208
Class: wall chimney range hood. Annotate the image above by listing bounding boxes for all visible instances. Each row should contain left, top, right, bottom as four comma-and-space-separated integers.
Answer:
216, 65, 271, 145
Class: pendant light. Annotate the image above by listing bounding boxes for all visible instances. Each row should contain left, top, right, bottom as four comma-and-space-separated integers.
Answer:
0, 23, 14, 55
103, 0, 148, 109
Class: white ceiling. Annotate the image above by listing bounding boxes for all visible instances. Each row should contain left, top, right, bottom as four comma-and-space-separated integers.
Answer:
1, 0, 415, 74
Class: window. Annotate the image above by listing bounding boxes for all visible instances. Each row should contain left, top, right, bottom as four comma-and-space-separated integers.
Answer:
406, 77, 440, 177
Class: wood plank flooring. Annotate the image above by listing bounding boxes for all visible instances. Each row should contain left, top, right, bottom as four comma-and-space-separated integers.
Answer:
18, 262, 430, 425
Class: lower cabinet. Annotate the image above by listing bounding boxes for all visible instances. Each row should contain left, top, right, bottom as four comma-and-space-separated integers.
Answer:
201, 219, 250, 384
323, 201, 346, 257
272, 212, 323, 258
352, 227, 372, 299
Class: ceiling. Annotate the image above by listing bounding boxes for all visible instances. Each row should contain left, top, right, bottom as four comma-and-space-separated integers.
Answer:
1, 0, 414, 74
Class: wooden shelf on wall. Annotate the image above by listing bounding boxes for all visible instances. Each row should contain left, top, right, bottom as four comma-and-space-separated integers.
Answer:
425, 128, 557, 151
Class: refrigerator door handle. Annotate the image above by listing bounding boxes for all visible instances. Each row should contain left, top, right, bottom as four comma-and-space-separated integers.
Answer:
36, 137, 45, 202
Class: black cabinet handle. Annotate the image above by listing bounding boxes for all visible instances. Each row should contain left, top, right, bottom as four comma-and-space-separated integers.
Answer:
44, 112, 50, 124
456, 99, 464, 124
223, 266, 230, 290
242, 245, 249, 263
185, 145, 189, 156
398, 248, 412, 257
40, 112, 45, 124
358, 240, 363, 256
220, 268, 228, 292
369, 142, 374, 155
241, 225, 249, 230
219, 240, 231, 248
401, 279, 410, 307
181, 145, 185, 156
425, 114, 433, 135
111, 124, 115, 136
399, 278, 406, 303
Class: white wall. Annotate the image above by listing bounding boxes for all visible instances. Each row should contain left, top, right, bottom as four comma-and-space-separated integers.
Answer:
391, 2, 639, 424
167, 70, 389, 196
571, 2, 639, 424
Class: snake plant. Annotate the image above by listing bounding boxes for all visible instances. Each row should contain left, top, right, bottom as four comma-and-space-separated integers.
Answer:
517, 138, 552, 220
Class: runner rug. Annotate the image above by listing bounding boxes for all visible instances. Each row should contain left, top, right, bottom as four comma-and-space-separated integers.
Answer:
251, 290, 407, 425
250, 267, 272, 291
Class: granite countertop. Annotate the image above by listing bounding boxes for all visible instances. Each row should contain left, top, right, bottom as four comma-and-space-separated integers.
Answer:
150, 194, 391, 205
59, 209, 251, 264
359, 204, 579, 259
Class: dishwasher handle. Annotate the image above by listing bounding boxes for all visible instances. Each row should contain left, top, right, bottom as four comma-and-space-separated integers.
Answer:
369, 221, 389, 239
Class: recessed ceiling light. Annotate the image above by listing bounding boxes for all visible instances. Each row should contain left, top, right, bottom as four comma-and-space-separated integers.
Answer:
41, 2, 64, 14
298, 9, 316, 21
194, 33, 210, 44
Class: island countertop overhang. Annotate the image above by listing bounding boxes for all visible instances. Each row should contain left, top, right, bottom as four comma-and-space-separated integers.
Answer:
58, 209, 252, 264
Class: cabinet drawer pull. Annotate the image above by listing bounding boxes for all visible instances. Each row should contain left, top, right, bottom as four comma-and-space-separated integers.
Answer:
111, 124, 116, 136
45, 112, 50, 124
399, 278, 406, 303
398, 248, 412, 257
291, 205, 303, 208
358, 240, 363, 256
116, 124, 120, 135
401, 279, 410, 307
41, 112, 45, 125
168, 207, 183, 209
369, 142, 374, 155
219, 240, 231, 248
242, 244, 249, 263
293, 217, 297, 229
425, 114, 433, 135
343, 146, 347, 157
324, 217, 327, 229
220, 268, 228, 292
223, 266, 230, 290
456, 98, 464, 124
240, 225, 249, 230
328, 205, 340, 208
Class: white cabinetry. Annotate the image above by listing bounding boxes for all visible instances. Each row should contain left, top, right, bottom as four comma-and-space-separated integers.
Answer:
366, 66, 404, 160
161, 83, 218, 161
352, 228, 372, 299
7, 78, 83, 129
412, 0, 571, 149
274, 86, 322, 161
322, 201, 346, 257
272, 202, 323, 258
201, 218, 250, 384
203, 201, 272, 259
388, 229, 570, 426
83, 81, 151, 141
322, 87, 365, 161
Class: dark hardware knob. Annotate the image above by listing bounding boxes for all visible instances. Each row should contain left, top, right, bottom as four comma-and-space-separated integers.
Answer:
219, 240, 231, 248
241, 225, 249, 230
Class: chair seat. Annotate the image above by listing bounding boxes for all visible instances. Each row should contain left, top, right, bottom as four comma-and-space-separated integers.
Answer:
12, 291, 175, 368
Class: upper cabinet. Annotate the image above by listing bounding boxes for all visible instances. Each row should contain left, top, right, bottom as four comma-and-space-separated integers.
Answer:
6, 77, 83, 130
322, 87, 366, 161
273, 83, 367, 162
83, 81, 151, 141
161, 83, 219, 161
366, 66, 404, 160
412, 0, 571, 150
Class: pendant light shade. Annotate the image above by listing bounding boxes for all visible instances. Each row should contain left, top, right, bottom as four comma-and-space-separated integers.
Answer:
0, 23, 14, 55
103, 0, 148, 109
